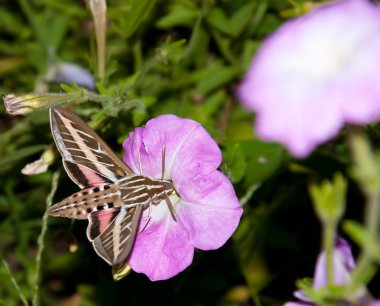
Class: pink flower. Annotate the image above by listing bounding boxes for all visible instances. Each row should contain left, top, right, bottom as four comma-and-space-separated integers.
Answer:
122, 115, 242, 281
238, 0, 380, 158
285, 238, 379, 305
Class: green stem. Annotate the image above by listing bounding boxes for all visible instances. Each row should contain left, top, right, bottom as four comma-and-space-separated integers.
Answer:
324, 221, 336, 287
347, 127, 380, 289
86, 91, 112, 103
2, 259, 29, 306
183, 0, 206, 60
133, 41, 143, 72
32, 171, 60, 306
252, 293, 262, 306
245, 278, 263, 306
18, 0, 43, 45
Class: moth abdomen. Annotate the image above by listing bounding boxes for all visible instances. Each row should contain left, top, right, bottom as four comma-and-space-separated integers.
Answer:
47, 184, 123, 220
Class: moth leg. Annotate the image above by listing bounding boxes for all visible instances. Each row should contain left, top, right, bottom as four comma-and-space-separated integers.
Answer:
165, 192, 177, 221
138, 203, 152, 234
161, 144, 166, 180
132, 135, 143, 175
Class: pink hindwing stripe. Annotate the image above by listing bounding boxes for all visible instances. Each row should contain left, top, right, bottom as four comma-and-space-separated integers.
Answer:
87, 207, 120, 241
63, 161, 112, 188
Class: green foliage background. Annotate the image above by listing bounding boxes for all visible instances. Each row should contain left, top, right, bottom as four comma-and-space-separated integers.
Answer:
0, 0, 378, 305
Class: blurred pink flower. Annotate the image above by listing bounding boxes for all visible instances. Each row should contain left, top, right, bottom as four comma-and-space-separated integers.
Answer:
122, 115, 242, 281
285, 238, 379, 305
238, 0, 380, 158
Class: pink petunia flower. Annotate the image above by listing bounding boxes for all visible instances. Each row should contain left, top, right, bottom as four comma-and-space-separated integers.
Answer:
285, 238, 379, 305
238, 0, 380, 158
122, 115, 243, 281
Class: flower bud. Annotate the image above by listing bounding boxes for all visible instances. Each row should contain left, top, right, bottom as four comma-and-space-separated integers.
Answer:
112, 262, 132, 281
3, 91, 87, 116
21, 147, 55, 176
309, 173, 346, 225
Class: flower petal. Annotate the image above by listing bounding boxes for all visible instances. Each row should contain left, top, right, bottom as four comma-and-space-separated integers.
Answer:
294, 290, 312, 302
122, 127, 145, 174
313, 237, 355, 289
122, 115, 221, 181
237, 0, 380, 158
128, 209, 194, 281
178, 171, 243, 250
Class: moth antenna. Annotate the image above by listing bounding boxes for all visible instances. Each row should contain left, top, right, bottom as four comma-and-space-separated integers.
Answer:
132, 135, 143, 175
138, 203, 152, 234
161, 144, 166, 180
165, 192, 177, 221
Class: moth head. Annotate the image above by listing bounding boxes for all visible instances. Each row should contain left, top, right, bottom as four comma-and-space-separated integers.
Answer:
163, 180, 176, 195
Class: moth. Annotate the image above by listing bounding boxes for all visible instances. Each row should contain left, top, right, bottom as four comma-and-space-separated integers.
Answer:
47, 107, 177, 267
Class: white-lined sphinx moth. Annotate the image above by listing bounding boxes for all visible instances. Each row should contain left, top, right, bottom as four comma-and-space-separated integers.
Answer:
47, 107, 176, 267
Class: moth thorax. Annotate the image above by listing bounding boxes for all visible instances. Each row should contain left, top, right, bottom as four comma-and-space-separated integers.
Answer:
164, 180, 175, 192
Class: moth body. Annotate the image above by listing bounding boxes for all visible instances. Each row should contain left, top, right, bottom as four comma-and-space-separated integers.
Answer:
118, 175, 175, 207
47, 174, 176, 220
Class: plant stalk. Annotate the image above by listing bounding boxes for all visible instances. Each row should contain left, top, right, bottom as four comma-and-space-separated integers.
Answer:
347, 127, 380, 290
32, 171, 60, 306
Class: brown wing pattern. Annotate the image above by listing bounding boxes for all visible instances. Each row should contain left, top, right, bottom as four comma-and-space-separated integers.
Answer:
90, 206, 143, 265
50, 107, 133, 188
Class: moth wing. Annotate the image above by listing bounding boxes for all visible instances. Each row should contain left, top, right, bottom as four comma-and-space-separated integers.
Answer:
62, 161, 112, 188
50, 107, 133, 188
88, 205, 143, 265
87, 207, 121, 240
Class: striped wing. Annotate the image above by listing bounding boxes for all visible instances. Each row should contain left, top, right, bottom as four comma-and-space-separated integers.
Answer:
87, 206, 143, 265
50, 107, 133, 188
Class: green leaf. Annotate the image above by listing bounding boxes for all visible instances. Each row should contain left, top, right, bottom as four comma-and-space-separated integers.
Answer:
223, 142, 246, 183
123, 0, 157, 38
211, 29, 236, 64
206, 7, 234, 37
203, 90, 227, 117
255, 13, 282, 37
193, 61, 238, 95
241, 39, 260, 72
240, 140, 284, 186
186, 25, 210, 67
207, 3, 256, 38
132, 108, 146, 126
0, 145, 47, 169
156, 39, 187, 64
229, 2, 257, 37
156, 8, 197, 29
44, 13, 68, 49
342, 220, 366, 247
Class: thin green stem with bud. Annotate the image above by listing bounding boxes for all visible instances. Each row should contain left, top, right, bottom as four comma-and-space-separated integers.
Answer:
324, 220, 336, 287
32, 171, 60, 306
309, 173, 346, 297
348, 127, 380, 291
2, 259, 29, 306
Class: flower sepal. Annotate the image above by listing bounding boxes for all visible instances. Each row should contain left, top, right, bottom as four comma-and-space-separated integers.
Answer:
112, 262, 132, 281
309, 173, 346, 226
294, 278, 348, 305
